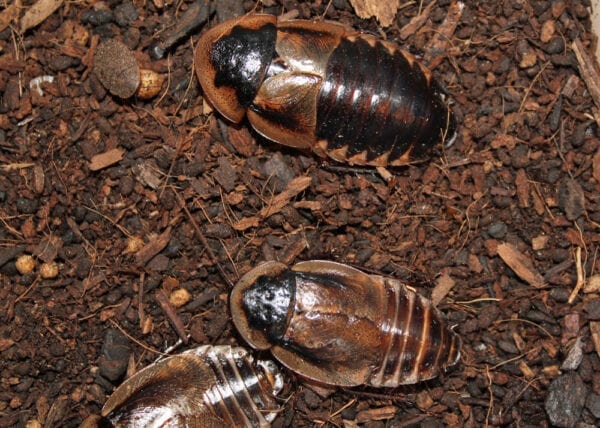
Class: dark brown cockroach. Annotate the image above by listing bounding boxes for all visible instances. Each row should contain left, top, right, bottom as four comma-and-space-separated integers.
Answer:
195, 14, 456, 167
231, 260, 460, 387
100, 345, 283, 427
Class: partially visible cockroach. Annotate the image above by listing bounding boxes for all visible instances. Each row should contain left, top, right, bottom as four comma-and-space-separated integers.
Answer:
100, 345, 283, 427
195, 14, 456, 166
231, 260, 460, 387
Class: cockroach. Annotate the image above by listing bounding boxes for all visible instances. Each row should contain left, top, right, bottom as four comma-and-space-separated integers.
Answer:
231, 260, 460, 387
195, 14, 456, 167
100, 345, 283, 427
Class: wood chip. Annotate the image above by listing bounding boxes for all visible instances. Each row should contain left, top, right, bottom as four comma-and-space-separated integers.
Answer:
514, 168, 530, 208
572, 39, 600, 115
0, 4, 19, 35
20, 0, 64, 32
135, 227, 172, 266
88, 148, 124, 171
355, 406, 397, 423
531, 235, 549, 251
589, 321, 600, 358
399, 1, 435, 40
233, 176, 311, 231
423, 1, 465, 69
0, 338, 15, 352
155, 288, 188, 344
349, 0, 400, 27
497, 242, 545, 288
583, 274, 600, 294
431, 271, 456, 307
593, 148, 600, 182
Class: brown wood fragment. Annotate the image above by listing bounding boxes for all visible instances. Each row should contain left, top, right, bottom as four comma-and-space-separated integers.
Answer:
135, 226, 172, 266
399, 1, 435, 40
155, 288, 188, 344
88, 148, 124, 171
431, 271, 456, 307
349, 0, 400, 27
233, 176, 312, 231
584, 274, 600, 294
589, 321, 600, 358
567, 246, 584, 304
0, 4, 18, 33
497, 242, 545, 288
423, 1, 465, 69
514, 169, 530, 208
355, 406, 397, 423
531, 235, 549, 251
593, 148, 600, 182
0, 337, 15, 352
20, 0, 64, 32
572, 39, 600, 119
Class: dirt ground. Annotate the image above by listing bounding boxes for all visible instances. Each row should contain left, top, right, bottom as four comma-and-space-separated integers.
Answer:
1, 0, 600, 426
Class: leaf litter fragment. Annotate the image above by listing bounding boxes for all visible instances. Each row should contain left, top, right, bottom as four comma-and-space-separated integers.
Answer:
497, 242, 545, 288
233, 176, 312, 231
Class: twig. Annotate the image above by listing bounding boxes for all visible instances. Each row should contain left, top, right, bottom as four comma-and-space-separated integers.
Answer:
109, 319, 165, 356
568, 246, 585, 304
175, 191, 235, 288
155, 288, 189, 344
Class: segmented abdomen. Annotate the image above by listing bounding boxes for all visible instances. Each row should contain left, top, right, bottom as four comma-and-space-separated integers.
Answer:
101, 345, 283, 428
372, 280, 460, 386
201, 346, 281, 426
317, 36, 452, 164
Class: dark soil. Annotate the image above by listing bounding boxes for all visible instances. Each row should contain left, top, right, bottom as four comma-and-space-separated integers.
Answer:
1, 0, 600, 427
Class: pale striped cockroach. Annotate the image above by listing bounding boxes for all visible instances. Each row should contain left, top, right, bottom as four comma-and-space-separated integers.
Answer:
195, 14, 456, 167
230, 260, 460, 387
100, 345, 283, 427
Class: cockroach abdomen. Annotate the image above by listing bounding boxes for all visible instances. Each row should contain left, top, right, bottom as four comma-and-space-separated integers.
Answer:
316, 37, 454, 165
101, 345, 283, 427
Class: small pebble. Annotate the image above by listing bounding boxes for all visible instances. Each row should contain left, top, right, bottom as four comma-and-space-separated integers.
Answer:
16, 198, 38, 214
114, 1, 139, 27
545, 372, 587, 427
99, 329, 131, 382
586, 393, 600, 418
487, 222, 508, 239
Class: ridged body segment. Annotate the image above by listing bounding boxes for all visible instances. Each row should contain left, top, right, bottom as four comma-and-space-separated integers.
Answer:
231, 261, 460, 388
316, 37, 451, 165
101, 345, 283, 428
195, 14, 456, 166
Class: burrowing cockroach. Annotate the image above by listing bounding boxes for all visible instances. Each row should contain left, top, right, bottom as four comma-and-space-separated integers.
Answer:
100, 345, 283, 427
195, 14, 456, 167
231, 260, 460, 387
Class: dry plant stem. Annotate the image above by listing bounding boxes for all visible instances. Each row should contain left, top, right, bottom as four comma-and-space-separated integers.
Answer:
572, 39, 600, 112
568, 246, 585, 304
155, 288, 189, 344
175, 191, 234, 288
109, 319, 165, 356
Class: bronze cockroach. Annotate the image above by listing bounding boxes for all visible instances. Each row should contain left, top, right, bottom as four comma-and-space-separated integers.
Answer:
231, 260, 460, 387
195, 14, 456, 167
100, 345, 283, 427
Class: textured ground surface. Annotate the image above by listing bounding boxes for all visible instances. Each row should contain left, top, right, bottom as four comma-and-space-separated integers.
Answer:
1, 0, 600, 426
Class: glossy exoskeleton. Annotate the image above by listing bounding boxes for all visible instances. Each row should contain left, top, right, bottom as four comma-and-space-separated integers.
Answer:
100, 345, 283, 427
231, 260, 460, 387
195, 14, 456, 166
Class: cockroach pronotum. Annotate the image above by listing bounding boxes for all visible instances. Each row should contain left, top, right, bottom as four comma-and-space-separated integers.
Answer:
100, 345, 283, 427
195, 14, 456, 167
231, 260, 460, 387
